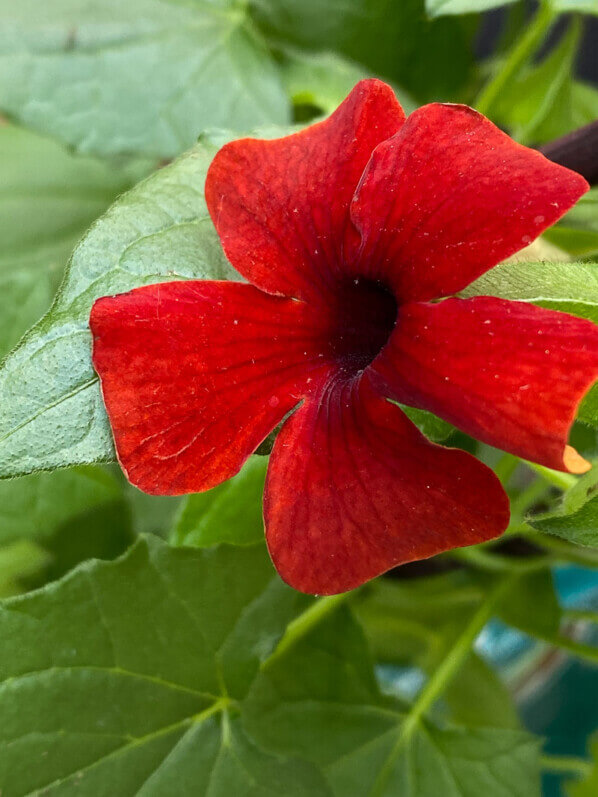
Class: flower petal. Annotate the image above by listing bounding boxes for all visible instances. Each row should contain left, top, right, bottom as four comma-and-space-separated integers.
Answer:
205, 79, 405, 304
90, 281, 332, 495
350, 103, 589, 302
372, 297, 598, 473
264, 375, 508, 595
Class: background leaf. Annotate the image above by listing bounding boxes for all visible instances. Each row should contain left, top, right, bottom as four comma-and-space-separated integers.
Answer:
0, 0, 289, 158
0, 134, 236, 480
0, 124, 143, 358
172, 456, 267, 548
251, 0, 477, 101
426, 0, 517, 16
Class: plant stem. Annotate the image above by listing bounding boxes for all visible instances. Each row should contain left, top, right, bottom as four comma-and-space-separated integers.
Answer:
541, 753, 593, 779
264, 592, 352, 667
476, 0, 556, 117
526, 462, 577, 492
529, 628, 598, 666
370, 577, 511, 797
453, 545, 553, 573
563, 607, 598, 624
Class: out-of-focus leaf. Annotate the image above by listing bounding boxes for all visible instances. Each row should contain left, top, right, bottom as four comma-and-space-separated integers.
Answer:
0, 539, 52, 598
552, 1, 598, 14
172, 456, 267, 548
493, 22, 581, 145
0, 465, 134, 583
0, 537, 331, 796
426, 0, 517, 15
530, 465, 598, 546
0, 125, 143, 357
251, 0, 476, 101
496, 569, 562, 637
566, 733, 598, 796
0, 0, 289, 158
544, 188, 598, 257
0, 134, 237, 480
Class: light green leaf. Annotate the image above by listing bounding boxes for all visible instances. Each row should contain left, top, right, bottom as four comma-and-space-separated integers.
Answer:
426, 0, 517, 16
552, 0, 598, 14
401, 407, 455, 442
251, 0, 476, 101
0, 536, 329, 796
0, 0, 288, 158
529, 465, 598, 546
462, 260, 598, 323
544, 188, 598, 257
172, 456, 267, 548
0, 125, 142, 357
0, 135, 237, 480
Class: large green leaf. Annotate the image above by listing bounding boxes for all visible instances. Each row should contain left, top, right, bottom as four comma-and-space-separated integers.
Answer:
462, 259, 598, 427
0, 125, 141, 358
529, 465, 598, 546
172, 456, 267, 548
244, 601, 540, 796
0, 0, 288, 159
0, 537, 331, 796
0, 135, 236, 480
251, 0, 476, 101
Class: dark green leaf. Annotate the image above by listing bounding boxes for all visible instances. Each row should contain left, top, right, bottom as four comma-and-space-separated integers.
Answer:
0, 0, 289, 158
529, 465, 598, 546
172, 456, 267, 548
496, 569, 562, 637
251, 0, 476, 101
0, 135, 237, 480
0, 537, 329, 796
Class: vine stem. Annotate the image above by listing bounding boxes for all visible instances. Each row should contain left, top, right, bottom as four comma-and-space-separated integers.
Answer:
540, 754, 593, 779
526, 462, 577, 492
264, 592, 352, 667
476, 0, 556, 117
370, 576, 513, 797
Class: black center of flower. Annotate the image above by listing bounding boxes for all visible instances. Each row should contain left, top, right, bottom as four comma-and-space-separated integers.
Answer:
328, 277, 398, 375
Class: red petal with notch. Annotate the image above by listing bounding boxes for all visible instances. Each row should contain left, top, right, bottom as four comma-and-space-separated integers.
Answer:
372, 297, 598, 473
264, 374, 509, 595
90, 281, 333, 495
205, 79, 405, 305
350, 103, 589, 302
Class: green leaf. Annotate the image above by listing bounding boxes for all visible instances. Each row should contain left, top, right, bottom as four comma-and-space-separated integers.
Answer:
245, 599, 540, 796
496, 569, 562, 637
0, 465, 135, 584
0, 0, 289, 158
251, 0, 476, 101
492, 21, 581, 145
0, 135, 237, 480
172, 456, 267, 548
426, 0, 517, 16
544, 188, 598, 257
0, 536, 331, 795
400, 407, 455, 442
552, 0, 598, 14
529, 465, 598, 546
0, 539, 52, 598
0, 125, 142, 357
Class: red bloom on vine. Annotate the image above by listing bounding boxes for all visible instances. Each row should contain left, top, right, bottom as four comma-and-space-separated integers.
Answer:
90, 80, 598, 595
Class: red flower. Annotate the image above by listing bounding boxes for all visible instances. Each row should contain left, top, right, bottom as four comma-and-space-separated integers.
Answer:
90, 80, 598, 595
